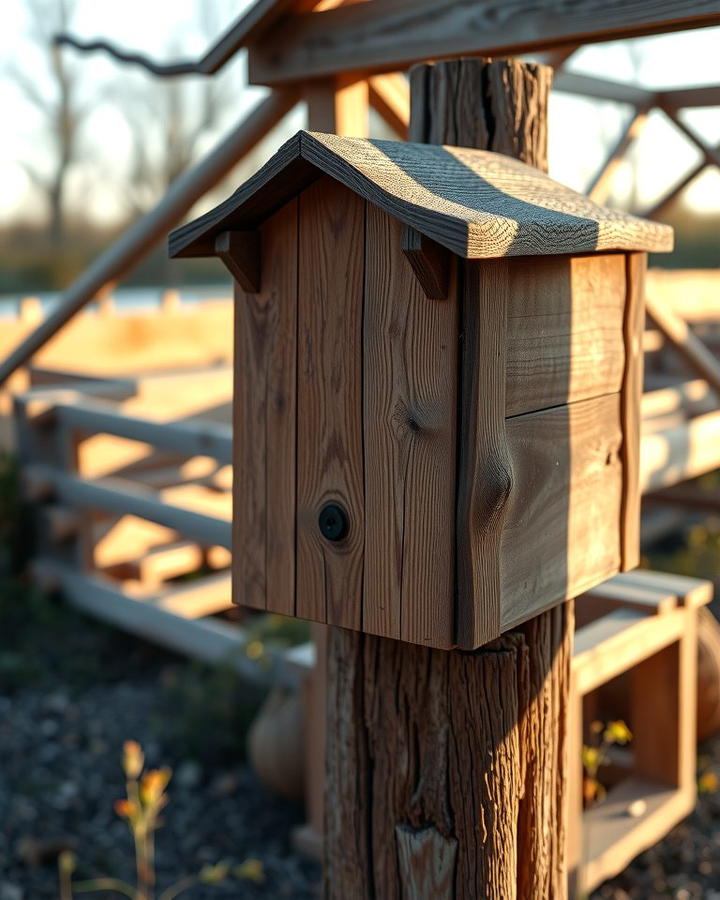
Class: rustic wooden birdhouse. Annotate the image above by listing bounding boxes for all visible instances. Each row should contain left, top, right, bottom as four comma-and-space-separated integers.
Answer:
170, 131, 673, 650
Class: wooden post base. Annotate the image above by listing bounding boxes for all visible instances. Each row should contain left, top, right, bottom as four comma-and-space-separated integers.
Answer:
326, 604, 572, 898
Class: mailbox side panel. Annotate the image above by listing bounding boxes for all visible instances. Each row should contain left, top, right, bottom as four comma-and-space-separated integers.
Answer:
233, 199, 298, 614
457, 254, 630, 648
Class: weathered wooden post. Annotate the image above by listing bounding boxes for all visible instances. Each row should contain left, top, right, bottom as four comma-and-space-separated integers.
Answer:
169, 56, 671, 898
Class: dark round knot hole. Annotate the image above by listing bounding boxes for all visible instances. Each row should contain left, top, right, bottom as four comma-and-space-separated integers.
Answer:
318, 503, 349, 542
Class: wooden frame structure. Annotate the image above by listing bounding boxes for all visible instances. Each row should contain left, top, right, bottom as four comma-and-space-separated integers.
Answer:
570, 570, 712, 896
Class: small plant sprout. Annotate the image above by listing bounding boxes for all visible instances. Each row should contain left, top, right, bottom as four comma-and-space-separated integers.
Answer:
582, 719, 633, 808
57, 740, 265, 898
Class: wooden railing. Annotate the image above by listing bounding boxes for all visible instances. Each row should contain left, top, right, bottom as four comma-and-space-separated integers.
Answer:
13, 370, 309, 687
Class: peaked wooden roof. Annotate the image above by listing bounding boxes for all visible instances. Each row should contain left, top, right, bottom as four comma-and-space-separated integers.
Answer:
169, 130, 673, 260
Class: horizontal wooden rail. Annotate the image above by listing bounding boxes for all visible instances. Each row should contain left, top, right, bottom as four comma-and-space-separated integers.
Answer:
26, 466, 232, 549
46, 399, 233, 464
645, 296, 720, 397
0, 89, 299, 388
640, 409, 720, 493
641, 379, 714, 420
32, 560, 302, 687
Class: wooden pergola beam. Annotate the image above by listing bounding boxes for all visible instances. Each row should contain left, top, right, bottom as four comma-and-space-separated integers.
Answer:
368, 73, 410, 138
553, 71, 656, 108
659, 83, 720, 109
587, 106, 651, 203
248, 0, 720, 84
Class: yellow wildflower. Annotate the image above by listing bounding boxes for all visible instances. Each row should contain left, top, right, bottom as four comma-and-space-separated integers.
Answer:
604, 720, 632, 746
140, 767, 172, 807
235, 858, 265, 884
122, 740, 144, 779
114, 799, 139, 820
699, 771, 719, 794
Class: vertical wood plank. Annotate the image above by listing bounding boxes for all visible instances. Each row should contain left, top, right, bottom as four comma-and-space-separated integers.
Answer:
630, 611, 696, 797
233, 200, 297, 613
363, 206, 457, 646
296, 178, 365, 628
456, 258, 511, 649
620, 252, 646, 571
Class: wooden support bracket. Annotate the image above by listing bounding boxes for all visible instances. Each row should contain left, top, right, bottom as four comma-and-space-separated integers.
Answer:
401, 226, 450, 300
215, 230, 262, 293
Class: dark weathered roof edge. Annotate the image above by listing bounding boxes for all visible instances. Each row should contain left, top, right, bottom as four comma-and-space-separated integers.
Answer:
169, 131, 473, 259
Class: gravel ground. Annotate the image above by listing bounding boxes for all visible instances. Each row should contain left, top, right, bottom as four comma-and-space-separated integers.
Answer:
592, 738, 720, 899
0, 582, 321, 900
2, 581, 720, 899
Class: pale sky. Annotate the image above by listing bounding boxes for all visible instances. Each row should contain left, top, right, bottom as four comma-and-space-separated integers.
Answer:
2, 0, 720, 227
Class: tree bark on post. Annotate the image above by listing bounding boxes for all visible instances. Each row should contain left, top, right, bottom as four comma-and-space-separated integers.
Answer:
325, 58, 574, 900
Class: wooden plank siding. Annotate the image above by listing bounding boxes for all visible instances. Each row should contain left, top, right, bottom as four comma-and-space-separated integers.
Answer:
363, 205, 457, 646
505, 254, 626, 417
296, 178, 366, 629
500, 392, 624, 633
233, 199, 298, 613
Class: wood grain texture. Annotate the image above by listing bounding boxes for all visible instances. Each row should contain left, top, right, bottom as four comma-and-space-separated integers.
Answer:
233, 200, 297, 613
620, 253, 646, 570
325, 628, 525, 899
170, 130, 673, 261
517, 600, 574, 900
395, 826, 457, 900
214, 230, 261, 292
248, 0, 720, 84
505, 254, 627, 417
500, 393, 623, 633
296, 178, 365, 628
401, 226, 450, 300
363, 207, 457, 646
456, 258, 511, 649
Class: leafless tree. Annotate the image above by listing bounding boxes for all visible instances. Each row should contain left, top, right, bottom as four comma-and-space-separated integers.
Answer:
8, 0, 94, 245
120, 2, 239, 214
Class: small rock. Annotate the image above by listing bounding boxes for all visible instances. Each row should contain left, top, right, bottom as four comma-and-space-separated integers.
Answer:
0, 882, 23, 900
627, 798, 647, 818
175, 760, 202, 789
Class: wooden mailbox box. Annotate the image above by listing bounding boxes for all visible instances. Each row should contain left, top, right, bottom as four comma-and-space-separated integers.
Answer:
170, 131, 673, 650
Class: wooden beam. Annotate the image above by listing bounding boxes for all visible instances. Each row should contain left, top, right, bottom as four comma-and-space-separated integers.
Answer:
368, 73, 409, 138
26, 466, 232, 548
35, 396, 233, 465
248, 0, 720, 84
640, 408, 720, 493
645, 296, 720, 397
32, 561, 301, 687
659, 83, 720, 109
553, 71, 656, 108
306, 75, 369, 135
641, 378, 714, 420
588, 107, 650, 204
662, 106, 720, 168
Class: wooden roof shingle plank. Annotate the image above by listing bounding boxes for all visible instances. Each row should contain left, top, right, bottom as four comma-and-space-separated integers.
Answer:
169, 130, 673, 260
